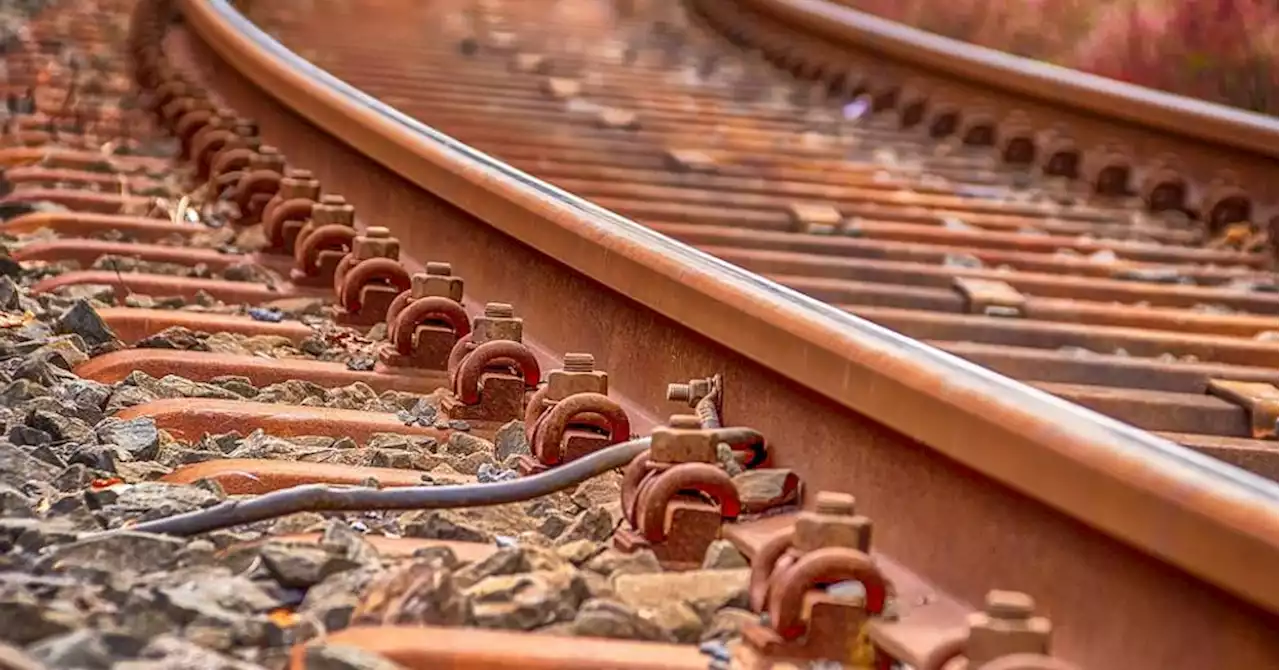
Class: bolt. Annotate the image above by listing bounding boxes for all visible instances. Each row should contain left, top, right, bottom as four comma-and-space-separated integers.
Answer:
320, 194, 347, 206
352, 228, 398, 260
813, 491, 856, 516
425, 261, 453, 276
484, 302, 515, 319
668, 414, 702, 430
286, 168, 313, 180
984, 590, 1035, 620
562, 352, 595, 373
252, 146, 285, 171
666, 383, 692, 403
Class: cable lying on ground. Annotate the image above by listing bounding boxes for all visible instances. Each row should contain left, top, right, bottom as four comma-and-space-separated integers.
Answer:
104, 436, 657, 537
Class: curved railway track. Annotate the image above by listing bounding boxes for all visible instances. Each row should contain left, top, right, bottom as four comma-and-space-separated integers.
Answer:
0, 0, 1275, 669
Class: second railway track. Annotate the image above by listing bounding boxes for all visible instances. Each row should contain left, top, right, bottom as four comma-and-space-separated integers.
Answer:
0, 0, 1276, 669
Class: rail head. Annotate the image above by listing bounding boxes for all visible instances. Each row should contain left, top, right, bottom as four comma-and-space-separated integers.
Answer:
181, 0, 1279, 611
738, 0, 1279, 157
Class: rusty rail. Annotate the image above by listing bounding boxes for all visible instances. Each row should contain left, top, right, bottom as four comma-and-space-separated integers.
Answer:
3, 0, 1275, 668
739, 0, 1280, 157
183, 0, 1279, 612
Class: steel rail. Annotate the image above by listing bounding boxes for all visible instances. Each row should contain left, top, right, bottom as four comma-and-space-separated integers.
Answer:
179, 0, 1279, 613
740, 0, 1280, 157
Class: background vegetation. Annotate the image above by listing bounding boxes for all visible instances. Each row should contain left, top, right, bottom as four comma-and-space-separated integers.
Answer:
846, 0, 1279, 115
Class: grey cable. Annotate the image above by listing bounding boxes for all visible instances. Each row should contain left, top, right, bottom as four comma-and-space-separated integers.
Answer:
114, 436, 654, 537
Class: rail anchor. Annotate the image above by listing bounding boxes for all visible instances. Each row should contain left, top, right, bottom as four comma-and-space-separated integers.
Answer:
518, 353, 631, 475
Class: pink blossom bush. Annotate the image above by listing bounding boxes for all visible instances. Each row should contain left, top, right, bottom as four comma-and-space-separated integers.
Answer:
843, 0, 1278, 114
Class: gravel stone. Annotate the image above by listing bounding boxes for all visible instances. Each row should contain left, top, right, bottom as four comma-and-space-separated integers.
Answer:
492, 420, 531, 460
54, 299, 118, 347
95, 417, 160, 460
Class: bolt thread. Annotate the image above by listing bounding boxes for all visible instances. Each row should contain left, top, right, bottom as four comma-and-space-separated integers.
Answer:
364, 226, 391, 239
484, 302, 515, 318
320, 194, 347, 206
425, 261, 453, 275
258, 144, 279, 156
666, 383, 690, 402
285, 168, 313, 180
561, 353, 595, 372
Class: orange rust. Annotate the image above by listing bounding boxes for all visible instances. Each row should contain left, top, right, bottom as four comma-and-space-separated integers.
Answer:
165, 3, 1280, 669
162, 458, 442, 494
12, 238, 295, 273
0, 211, 203, 240
76, 348, 450, 393
31, 270, 332, 303
2, 186, 153, 214
291, 626, 709, 670
114, 398, 461, 443
95, 307, 315, 345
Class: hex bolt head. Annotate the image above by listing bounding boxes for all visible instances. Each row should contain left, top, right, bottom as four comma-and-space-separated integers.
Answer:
794, 491, 872, 553
313, 195, 355, 227
966, 589, 1052, 666
410, 264, 464, 302
546, 353, 608, 399
473, 302, 522, 343
650, 416, 717, 463
352, 227, 398, 260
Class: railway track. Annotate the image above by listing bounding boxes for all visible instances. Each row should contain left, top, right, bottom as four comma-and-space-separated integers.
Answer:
248, 0, 1280, 479
0, 0, 1274, 669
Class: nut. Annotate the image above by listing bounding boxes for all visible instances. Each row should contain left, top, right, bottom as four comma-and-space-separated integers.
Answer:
352, 227, 400, 260
965, 590, 1052, 665
250, 145, 285, 171
409, 263, 464, 302
279, 169, 320, 200
472, 302, 522, 343
792, 491, 872, 553
312, 195, 355, 227
649, 416, 717, 464
545, 353, 608, 400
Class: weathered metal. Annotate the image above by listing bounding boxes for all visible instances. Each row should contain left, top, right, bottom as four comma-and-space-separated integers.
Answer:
114, 398, 457, 443
173, 4, 1280, 669
4, 0, 1263, 667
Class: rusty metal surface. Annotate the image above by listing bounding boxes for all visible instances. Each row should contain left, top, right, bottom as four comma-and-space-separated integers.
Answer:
6, 0, 1270, 667
241, 0, 1279, 478
166, 4, 1280, 668
178, 0, 1280, 625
